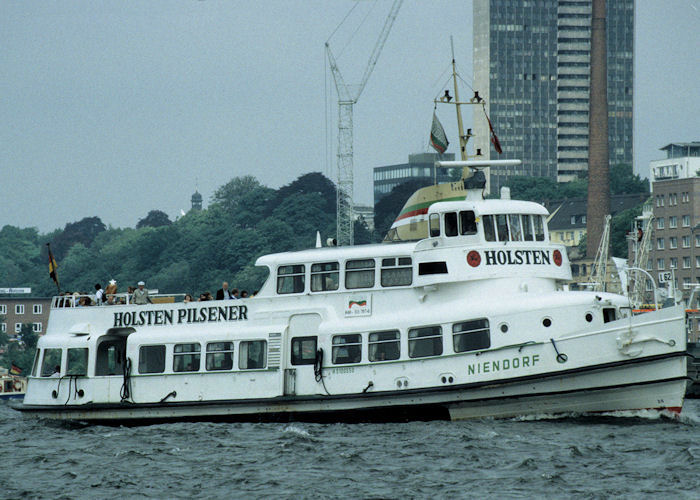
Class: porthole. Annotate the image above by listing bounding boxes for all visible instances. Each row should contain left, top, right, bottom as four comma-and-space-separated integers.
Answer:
441, 376, 447, 384
499, 323, 509, 333
542, 318, 552, 328
585, 312, 593, 322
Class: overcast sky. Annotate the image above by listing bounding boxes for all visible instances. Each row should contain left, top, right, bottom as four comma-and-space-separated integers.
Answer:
1, 1, 698, 233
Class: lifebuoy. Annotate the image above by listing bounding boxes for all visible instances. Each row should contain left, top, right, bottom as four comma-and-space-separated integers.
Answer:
13, 380, 22, 391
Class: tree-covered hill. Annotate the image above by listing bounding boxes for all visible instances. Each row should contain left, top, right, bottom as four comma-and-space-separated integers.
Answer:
0, 172, 370, 298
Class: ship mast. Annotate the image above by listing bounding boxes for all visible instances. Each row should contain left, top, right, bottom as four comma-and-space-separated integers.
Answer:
450, 37, 468, 163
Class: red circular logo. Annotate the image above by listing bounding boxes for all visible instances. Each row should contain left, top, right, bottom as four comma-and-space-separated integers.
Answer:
553, 249, 562, 267
467, 250, 481, 267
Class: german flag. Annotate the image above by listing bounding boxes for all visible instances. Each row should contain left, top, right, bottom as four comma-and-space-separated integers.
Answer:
47, 243, 60, 291
10, 363, 22, 376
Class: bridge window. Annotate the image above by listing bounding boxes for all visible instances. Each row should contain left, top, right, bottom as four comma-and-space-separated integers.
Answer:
291, 336, 317, 365
206, 342, 234, 371
239, 340, 267, 369
509, 215, 523, 241
311, 262, 339, 292
346, 259, 375, 289
138, 345, 165, 374
408, 326, 443, 358
332, 334, 362, 364
381, 257, 412, 287
429, 213, 441, 237
522, 215, 534, 241
460, 211, 477, 235
277, 265, 305, 294
67, 348, 88, 376
174, 343, 201, 372
444, 212, 458, 236
533, 215, 545, 241
453, 319, 490, 353
369, 330, 400, 361
483, 215, 496, 241
496, 215, 510, 241
40, 348, 62, 377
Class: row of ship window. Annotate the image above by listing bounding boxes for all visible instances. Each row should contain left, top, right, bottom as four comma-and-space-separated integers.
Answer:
31, 319, 492, 378
429, 211, 547, 243
277, 257, 413, 294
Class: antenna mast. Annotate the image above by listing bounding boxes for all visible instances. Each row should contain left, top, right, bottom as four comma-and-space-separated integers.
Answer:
326, 0, 403, 246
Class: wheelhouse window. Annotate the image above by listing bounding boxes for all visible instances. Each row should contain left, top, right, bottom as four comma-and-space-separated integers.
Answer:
453, 319, 490, 353
496, 215, 509, 241
522, 214, 534, 241
31, 349, 41, 376
381, 257, 412, 287
332, 334, 362, 364
206, 342, 233, 371
67, 348, 88, 376
429, 213, 440, 237
483, 215, 496, 241
138, 345, 165, 374
291, 336, 317, 365
345, 259, 375, 289
408, 326, 443, 358
174, 343, 201, 372
509, 215, 523, 241
277, 265, 305, 294
239, 340, 267, 369
460, 210, 477, 235
369, 330, 400, 361
311, 262, 339, 292
444, 212, 458, 237
533, 215, 545, 241
41, 348, 62, 377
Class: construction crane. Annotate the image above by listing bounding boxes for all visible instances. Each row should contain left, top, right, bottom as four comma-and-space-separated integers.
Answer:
587, 214, 611, 292
326, 0, 403, 246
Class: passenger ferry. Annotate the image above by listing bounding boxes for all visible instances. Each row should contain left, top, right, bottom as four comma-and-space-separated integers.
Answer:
0, 372, 27, 400
11, 170, 688, 423
13, 52, 688, 423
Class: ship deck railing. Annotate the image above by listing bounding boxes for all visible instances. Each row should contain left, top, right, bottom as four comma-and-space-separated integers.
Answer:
51, 293, 187, 309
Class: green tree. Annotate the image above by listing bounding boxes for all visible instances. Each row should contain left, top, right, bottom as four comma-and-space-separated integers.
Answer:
136, 210, 172, 229
611, 204, 643, 258
52, 216, 106, 259
610, 164, 649, 195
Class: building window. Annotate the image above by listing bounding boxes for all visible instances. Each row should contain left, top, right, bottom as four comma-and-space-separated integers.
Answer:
669, 216, 678, 228
14, 323, 22, 334
345, 259, 375, 289
277, 265, 305, 294
683, 215, 691, 227
138, 345, 166, 374
0, 305, 6, 314
33, 304, 42, 315
368, 330, 400, 362
331, 334, 362, 364
670, 257, 678, 269
239, 340, 267, 369
657, 258, 665, 270
32, 322, 42, 333
206, 342, 234, 370
310, 262, 339, 292
683, 235, 691, 248
696, 256, 700, 268
408, 326, 443, 358
684, 257, 691, 269
173, 343, 201, 372
657, 238, 665, 250
657, 218, 664, 230
0, 323, 5, 333
684, 277, 691, 288
670, 237, 678, 249
15, 304, 24, 315
381, 257, 412, 287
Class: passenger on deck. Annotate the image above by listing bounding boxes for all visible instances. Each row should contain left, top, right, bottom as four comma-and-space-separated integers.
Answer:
104, 279, 118, 304
216, 282, 233, 300
184, 294, 193, 303
240, 290, 249, 298
231, 288, 240, 300
132, 281, 152, 305
94, 283, 104, 305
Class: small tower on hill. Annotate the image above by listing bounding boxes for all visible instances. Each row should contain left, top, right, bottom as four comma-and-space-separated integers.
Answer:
191, 190, 202, 211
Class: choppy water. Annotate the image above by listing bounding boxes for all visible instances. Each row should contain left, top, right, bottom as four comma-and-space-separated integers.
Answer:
1, 400, 699, 499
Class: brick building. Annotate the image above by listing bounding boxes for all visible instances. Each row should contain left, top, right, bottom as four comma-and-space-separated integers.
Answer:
0, 297, 52, 339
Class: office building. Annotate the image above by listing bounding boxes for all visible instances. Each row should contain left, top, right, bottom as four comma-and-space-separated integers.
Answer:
473, 0, 634, 193
373, 152, 455, 206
